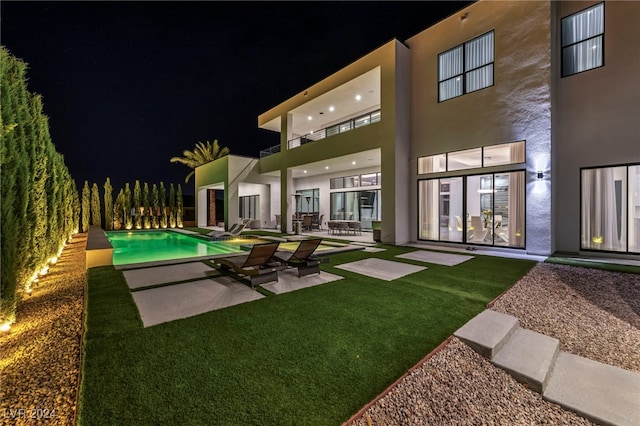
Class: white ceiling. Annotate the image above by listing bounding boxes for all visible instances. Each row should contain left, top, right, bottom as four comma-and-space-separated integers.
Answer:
263, 149, 381, 179
260, 67, 381, 138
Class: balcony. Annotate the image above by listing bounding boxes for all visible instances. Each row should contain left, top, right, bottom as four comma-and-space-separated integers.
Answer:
289, 109, 381, 150
259, 110, 381, 158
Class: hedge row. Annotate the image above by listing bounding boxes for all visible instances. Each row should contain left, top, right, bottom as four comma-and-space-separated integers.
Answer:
1, 47, 80, 326
81, 179, 184, 231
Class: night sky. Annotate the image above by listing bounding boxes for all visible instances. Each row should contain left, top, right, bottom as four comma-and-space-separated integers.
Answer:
1, 1, 472, 195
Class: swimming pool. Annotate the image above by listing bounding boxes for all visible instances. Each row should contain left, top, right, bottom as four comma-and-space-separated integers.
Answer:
105, 230, 263, 266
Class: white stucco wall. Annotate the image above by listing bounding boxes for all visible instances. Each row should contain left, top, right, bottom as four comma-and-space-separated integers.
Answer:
553, 1, 640, 253
407, 1, 553, 254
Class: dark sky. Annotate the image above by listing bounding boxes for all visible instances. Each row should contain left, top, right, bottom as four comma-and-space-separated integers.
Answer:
1, 1, 472, 195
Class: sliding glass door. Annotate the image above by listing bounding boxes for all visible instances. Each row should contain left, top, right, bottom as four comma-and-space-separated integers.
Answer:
418, 171, 525, 248
330, 190, 381, 229
581, 165, 640, 253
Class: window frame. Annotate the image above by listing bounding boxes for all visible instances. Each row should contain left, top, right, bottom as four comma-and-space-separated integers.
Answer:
438, 30, 495, 102
579, 162, 639, 254
418, 141, 526, 175
561, 2, 605, 78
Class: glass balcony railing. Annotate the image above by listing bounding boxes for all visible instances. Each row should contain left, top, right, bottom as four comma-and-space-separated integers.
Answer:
259, 144, 281, 158
288, 109, 380, 150
259, 109, 381, 158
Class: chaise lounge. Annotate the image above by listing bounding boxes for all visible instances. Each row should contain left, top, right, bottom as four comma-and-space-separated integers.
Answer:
273, 238, 325, 277
207, 218, 251, 240
212, 241, 284, 287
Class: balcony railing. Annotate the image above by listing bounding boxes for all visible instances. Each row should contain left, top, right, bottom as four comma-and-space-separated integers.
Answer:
288, 109, 380, 150
259, 144, 281, 158
259, 109, 381, 158
259, 109, 382, 157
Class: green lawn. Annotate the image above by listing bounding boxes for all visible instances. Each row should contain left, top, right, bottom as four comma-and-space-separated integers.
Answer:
78, 245, 535, 425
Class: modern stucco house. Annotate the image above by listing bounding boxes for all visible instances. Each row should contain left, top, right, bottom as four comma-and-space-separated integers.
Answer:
195, 0, 639, 258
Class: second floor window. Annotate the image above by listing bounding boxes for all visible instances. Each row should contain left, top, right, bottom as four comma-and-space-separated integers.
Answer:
438, 31, 494, 102
562, 3, 604, 77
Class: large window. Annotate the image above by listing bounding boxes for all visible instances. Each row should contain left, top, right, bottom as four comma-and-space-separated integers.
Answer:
439, 31, 494, 102
418, 141, 525, 174
581, 164, 639, 253
330, 190, 381, 230
418, 171, 525, 248
296, 189, 319, 215
239, 195, 259, 220
562, 3, 604, 77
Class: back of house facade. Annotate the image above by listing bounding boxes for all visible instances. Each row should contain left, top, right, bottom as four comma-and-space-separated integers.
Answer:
196, 0, 639, 258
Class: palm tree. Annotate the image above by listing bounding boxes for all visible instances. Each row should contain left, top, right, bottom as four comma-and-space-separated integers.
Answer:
170, 139, 230, 226
170, 140, 229, 183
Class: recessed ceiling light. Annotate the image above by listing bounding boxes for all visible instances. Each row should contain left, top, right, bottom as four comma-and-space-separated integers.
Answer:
325, 166, 329, 170
352, 161, 356, 165
355, 94, 362, 101
329, 106, 335, 112
307, 116, 312, 120
303, 170, 307, 173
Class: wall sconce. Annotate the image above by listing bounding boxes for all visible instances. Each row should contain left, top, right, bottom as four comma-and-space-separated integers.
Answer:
537, 171, 544, 180
461, 12, 469, 21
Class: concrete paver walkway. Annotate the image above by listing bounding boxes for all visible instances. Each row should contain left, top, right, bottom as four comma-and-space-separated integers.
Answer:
455, 309, 640, 426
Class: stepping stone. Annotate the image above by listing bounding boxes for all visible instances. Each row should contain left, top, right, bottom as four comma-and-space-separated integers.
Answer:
492, 328, 559, 393
454, 309, 519, 358
544, 352, 640, 426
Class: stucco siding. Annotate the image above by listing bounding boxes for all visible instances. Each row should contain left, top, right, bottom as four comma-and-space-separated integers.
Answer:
554, 1, 640, 253
407, 1, 553, 254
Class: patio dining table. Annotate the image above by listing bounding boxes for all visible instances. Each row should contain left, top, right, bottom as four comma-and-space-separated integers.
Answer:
327, 220, 361, 235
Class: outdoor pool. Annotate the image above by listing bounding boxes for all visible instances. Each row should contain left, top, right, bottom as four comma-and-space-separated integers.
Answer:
105, 230, 262, 266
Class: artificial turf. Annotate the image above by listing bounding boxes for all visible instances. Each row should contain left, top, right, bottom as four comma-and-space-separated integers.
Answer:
78, 245, 535, 425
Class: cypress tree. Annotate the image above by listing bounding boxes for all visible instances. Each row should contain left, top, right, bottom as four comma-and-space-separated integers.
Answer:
71, 181, 80, 234
151, 184, 159, 229
159, 182, 167, 228
91, 183, 101, 227
169, 183, 176, 228
104, 178, 113, 230
177, 184, 184, 228
0, 48, 79, 327
113, 189, 124, 230
26, 94, 51, 273
82, 181, 90, 232
133, 180, 142, 229
142, 182, 151, 229
124, 183, 132, 229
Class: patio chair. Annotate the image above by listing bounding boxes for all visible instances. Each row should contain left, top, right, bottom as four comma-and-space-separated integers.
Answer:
302, 215, 313, 231
347, 221, 361, 235
206, 218, 251, 238
207, 222, 248, 240
212, 242, 284, 287
273, 238, 325, 277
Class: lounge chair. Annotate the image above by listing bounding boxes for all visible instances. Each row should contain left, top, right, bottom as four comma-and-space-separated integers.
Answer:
273, 238, 325, 277
207, 218, 251, 239
212, 242, 284, 287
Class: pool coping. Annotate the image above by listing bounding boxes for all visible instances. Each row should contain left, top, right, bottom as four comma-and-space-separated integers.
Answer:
86, 226, 113, 269
89, 228, 366, 271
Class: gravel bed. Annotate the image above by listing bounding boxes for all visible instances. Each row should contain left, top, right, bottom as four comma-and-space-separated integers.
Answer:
350, 262, 639, 425
491, 263, 640, 373
0, 234, 87, 426
351, 338, 594, 426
